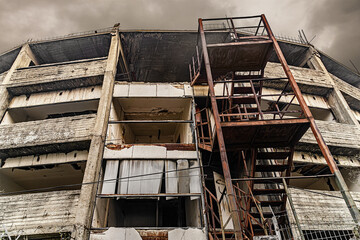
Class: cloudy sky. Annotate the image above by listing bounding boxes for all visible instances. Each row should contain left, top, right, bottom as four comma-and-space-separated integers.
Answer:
0, 0, 359, 71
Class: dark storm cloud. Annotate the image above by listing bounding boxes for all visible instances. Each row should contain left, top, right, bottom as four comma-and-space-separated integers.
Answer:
0, 0, 237, 51
304, 0, 360, 71
0, 0, 358, 71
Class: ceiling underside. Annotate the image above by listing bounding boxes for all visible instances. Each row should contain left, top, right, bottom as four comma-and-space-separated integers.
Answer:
0, 31, 358, 87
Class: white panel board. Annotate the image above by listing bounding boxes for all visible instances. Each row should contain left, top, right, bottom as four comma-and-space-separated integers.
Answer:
189, 160, 201, 200
118, 160, 164, 194
165, 160, 178, 200
101, 160, 119, 194
118, 160, 130, 194
177, 160, 190, 194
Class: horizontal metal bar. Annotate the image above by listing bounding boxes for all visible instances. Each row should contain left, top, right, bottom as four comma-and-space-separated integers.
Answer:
97, 193, 202, 198
207, 40, 272, 48
219, 110, 301, 117
221, 118, 309, 127
202, 15, 262, 21
214, 77, 288, 83
232, 174, 334, 182
215, 93, 295, 100
204, 26, 265, 32
108, 120, 193, 124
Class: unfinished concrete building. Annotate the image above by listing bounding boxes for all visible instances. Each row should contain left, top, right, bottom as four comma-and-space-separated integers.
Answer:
0, 15, 360, 240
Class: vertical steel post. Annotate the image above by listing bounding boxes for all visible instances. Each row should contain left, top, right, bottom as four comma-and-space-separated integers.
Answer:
261, 14, 360, 225
198, 18, 243, 240
191, 97, 209, 238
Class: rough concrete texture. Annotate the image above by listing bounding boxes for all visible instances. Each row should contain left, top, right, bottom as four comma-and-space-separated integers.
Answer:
0, 190, 79, 236
90, 228, 142, 240
0, 114, 95, 158
104, 146, 197, 160
299, 120, 360, 155
168, 228, 206, 240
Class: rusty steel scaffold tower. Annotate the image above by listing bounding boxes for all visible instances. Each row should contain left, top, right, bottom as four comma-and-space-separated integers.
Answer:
190, 14, 360, 240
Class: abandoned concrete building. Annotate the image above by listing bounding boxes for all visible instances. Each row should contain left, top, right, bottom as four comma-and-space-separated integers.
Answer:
1, 14, 360, 240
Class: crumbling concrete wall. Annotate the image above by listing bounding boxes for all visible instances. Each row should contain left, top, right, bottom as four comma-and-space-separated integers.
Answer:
299, 120, 360, 155
7, 58, 106, 95
0, 190, 80, 236
0, 114, 95, 157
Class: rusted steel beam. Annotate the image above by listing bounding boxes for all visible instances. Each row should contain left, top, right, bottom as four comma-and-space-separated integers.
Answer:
199, 18, 243, 240
202, 15, 262, 21
261, 14, 360, 224
221, 118, 309, 127
215, 77, 287, 83
232, 173, 335, 182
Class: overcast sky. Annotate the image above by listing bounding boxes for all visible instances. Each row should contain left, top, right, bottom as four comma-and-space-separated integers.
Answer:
0, 0, 359, 72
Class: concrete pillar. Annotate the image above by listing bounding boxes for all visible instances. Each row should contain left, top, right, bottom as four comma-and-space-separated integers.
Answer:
306, 47, 359, 126
74, 28, 120, 240
0, 44, 38, 122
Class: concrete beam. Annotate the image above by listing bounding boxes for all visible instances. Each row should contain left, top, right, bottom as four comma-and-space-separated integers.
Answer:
306, 47, 359, 126
0, 44, 37, 122
74, 28, 121, 240
0, 190, 80, 236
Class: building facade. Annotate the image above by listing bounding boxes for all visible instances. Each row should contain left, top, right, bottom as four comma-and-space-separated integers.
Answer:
0, 16, 359, 240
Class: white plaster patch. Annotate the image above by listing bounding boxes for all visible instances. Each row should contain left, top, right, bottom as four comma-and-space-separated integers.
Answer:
167, 150, 197, 159
129, 84, 156, 97
113, 84, 129, 97
157, 84, 184, 97
168, 228, 206, 240
90, 228, 142, 240
132, 145, 167, 158
103, 146, 134, 159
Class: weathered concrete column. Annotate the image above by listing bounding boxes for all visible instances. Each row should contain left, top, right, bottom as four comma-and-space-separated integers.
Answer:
305, 46, 360, 225
74, 28, 120, 240
0, 44, 38, 121
306, 47, 359, 126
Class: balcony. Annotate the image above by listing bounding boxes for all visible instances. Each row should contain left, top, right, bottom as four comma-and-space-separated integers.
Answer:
264, 62, 332, 96
7, 57, 107, 95
0, 190, 80, 236
0, 114, 95, 158
298, 120, 360, 155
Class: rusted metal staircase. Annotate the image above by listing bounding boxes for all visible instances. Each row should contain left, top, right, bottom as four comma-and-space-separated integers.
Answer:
191, 15, 360, 240
242, 148, 294, 238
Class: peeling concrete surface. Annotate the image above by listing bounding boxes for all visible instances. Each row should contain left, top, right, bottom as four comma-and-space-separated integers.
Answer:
168, 228, 206, 240
90, 228, 142, 240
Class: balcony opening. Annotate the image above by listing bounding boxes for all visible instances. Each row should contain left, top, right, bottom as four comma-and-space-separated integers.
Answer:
104, 197, 200, 228
93, 158, 202, 229
0, 161, 85, 194
258, 99, 335, 121
107, 98, 193, 145
1, 99, 98, 125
